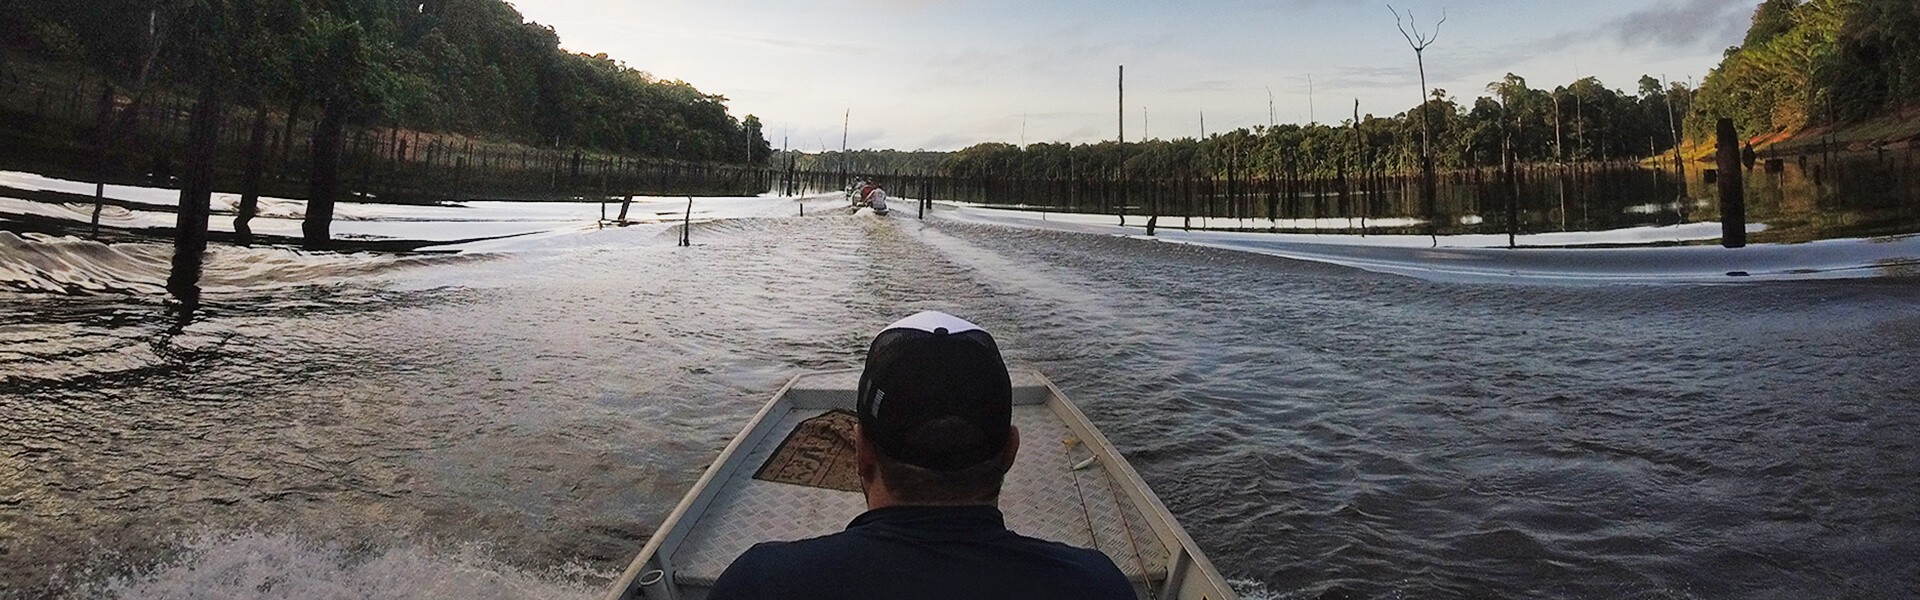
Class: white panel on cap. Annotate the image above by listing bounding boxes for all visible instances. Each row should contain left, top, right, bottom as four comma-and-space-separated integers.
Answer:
883, 311, 983, 335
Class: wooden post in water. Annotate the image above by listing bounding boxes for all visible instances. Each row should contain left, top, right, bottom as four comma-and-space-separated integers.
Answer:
90, 183, 105, 239
1504, 134, 1518, 249
680, 197, 692, 247
1714, 118, 1746, 248
618, 194, 633, 223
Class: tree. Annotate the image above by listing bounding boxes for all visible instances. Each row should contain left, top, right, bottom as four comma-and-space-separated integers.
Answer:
167, 0, 244, 323
743, 115, 772, 165
1389, 3, 1446, 240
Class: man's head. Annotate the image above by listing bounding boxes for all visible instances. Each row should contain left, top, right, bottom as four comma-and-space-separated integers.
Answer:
856, 311, 1018, 506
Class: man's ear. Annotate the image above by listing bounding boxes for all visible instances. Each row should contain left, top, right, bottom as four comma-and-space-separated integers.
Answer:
855, 424, 877, 480
999, 425, 1020, 473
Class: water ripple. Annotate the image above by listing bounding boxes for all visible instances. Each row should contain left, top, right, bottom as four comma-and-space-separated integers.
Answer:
2, 214, 1918, 599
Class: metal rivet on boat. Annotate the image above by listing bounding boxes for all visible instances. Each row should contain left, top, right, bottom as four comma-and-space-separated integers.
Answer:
638, 569, 665, 586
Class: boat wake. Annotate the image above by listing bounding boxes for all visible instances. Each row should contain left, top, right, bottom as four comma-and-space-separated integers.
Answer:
0, 170, 826, 298
62, 529, 608, 600
934, 203, 1920, 284
0, 231, 490, 296
57, 528, 1280, 600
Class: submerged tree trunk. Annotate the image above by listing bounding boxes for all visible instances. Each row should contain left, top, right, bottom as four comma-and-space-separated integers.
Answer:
168, 72, 225, 327
88, 80, 114, 239
235, 105, 271, 243
303, 101, 347, 249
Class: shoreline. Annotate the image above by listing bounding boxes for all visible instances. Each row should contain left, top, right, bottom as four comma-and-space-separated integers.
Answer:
1665, 105, 1920, 162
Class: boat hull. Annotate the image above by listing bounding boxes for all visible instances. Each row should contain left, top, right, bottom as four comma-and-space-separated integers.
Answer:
607, 369, 1236, 600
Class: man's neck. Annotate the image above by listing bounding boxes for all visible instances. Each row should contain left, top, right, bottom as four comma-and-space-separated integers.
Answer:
864, 483, 995, 511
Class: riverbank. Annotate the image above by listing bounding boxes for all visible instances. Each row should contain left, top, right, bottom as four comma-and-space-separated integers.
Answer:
1667, 105, 1920, 161
0, 57, 771, 205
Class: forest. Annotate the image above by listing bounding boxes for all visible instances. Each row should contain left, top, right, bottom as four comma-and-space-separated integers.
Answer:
0, 0, 772, 251
1691, 0, 1920, 138
928, 72, 1690, 186
927, 0, 1916, 183
0, 0, 771, 162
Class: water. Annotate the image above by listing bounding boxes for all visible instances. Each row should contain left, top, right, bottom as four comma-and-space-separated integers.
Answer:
925, 150, 1920, 243
4, 191, 1920, 598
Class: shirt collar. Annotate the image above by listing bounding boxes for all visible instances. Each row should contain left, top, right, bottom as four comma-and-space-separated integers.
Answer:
847, 505, 1007, 534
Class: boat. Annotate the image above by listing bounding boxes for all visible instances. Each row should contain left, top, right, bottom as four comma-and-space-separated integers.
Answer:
605, 368, 1238, 600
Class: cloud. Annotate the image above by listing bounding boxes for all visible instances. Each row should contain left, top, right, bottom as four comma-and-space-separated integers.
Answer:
1060, 125, 1102, 142
1602, 0, 1753, 49
1171, 80, 1243, 93
1500, 0, 1751, 56
721, 33, 872, 55
1395, 0, 1750, 94
914, 132, 974, 151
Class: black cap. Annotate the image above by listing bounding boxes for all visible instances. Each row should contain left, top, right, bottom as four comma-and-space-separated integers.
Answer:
857, 311, 1013, 472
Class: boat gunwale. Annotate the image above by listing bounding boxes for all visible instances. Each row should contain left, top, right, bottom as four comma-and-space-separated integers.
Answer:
604, 369, 832, 600
1034, 374, 1236, 599
607, 368, 1236, 600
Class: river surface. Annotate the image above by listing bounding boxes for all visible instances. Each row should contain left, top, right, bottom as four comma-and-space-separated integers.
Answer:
4, 194, 1920, 599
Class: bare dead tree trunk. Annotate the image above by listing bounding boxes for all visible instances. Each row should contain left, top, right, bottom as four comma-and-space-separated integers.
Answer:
303, 100, 347, 249
1664, 78, 1689, 222
169, 68, 226, 327
235, 105, 271, 243
1715, 118, 1746, 248
1390, 4, 1445, 244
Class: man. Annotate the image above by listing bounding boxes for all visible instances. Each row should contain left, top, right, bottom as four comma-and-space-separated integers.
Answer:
708, 311, 1135, 600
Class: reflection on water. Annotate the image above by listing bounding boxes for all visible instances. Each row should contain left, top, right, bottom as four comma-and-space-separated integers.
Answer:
1437, 152, 1920, 242
1714, 150, 1920, 242
939, 150, 1920, 244
1400, 153, 1920, 242
3, 211, 1919, 599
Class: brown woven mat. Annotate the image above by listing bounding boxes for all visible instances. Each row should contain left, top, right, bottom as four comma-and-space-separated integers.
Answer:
753, 409, 862, 492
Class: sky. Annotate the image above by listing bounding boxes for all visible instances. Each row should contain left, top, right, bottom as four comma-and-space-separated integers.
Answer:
507, 0, 1758, 152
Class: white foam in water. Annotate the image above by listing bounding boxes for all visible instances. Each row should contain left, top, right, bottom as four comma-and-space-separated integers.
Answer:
0, 170, 794, 245
7, 166, 1915, 288
71, 530, 607, 600
0, 231, 172, 294
0, 231, 493, 295
1228, 577, 1285, 600
934, 202, 1920, 283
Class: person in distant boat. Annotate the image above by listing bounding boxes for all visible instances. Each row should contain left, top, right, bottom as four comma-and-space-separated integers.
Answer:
865, 184, 889, 214
708, 311, 1134, 600
849, 177, 870, 205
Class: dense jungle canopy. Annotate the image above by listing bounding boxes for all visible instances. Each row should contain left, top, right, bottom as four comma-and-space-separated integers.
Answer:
1691, 0, 1920, 138
0, 0, 772, 164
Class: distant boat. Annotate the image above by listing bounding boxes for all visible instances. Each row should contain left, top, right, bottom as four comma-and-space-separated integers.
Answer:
605, 369, 1238, 600
848, 182, 889, 215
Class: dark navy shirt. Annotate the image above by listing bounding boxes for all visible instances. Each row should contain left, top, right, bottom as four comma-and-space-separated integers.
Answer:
707, 505, 1136, 600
